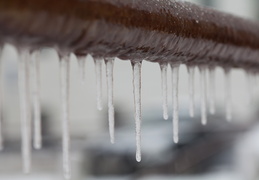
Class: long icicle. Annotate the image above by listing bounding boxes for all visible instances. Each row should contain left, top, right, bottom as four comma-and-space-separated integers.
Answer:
131, 61, 142, 162
105, 58, 115, 144
171, 63, 180, 143
18, 49, 32, 174
199, 66, 207, 125
224, 68, 232, 121
208, 66, 216, 115
59, 54, 71, 179
94, 58, 103, 110
30, 51, 42, 149
187, 66, 195, 118
76, 55, 86, 84
159, 62, 169, 120
0, 46, 3, 150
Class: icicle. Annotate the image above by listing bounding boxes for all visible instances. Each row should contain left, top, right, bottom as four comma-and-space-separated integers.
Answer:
59, 54, 71, 179
208, 67, 216, 115
247, 71, 257, 104
18, 49, 32, 174
224, 68, 232, 121
131, 60, 142, 162
171, 63, 180, 143
159, 62, 169, 120
187, 66, 195, 118
94, 58, 103, 110
199, 66, 207, 125
105, 58, 115, 144
76, 55, 86, 84
30, 51, 42, 149
0, 46, 3, 151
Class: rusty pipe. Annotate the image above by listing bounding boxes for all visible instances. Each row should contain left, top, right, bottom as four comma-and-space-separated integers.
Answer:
0, 0, 259, 69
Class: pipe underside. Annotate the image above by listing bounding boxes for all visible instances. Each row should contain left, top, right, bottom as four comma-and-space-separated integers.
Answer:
0, 0, 259, 69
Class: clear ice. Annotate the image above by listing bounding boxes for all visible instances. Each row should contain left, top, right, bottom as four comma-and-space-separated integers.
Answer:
59, 54, 71, 179
18, 49, 32, 174
105, 58, 115, 144
199, 66, 207, 125
224, 68, 232, 121
159, 62, 169, 120
30, 51, 42, 149
94, 58, 103, 110
131, 61, 142, 162
171, 63, 180, 143
187, 66, 195, 118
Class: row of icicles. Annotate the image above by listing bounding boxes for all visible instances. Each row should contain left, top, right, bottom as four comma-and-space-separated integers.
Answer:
0, 46, 255, 179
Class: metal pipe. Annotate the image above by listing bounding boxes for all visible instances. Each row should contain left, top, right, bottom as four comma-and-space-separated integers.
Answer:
0, 0, 259, 69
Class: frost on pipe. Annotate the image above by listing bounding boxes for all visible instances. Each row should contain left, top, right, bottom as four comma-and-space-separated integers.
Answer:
0, 0, 259, 69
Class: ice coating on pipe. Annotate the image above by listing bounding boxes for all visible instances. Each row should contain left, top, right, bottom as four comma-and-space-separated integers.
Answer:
0, 0, 259, 69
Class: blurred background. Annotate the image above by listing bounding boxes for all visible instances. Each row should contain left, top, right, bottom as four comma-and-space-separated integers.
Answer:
1, 0, 259, 179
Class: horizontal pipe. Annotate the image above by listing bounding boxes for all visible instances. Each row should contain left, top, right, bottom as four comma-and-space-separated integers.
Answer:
0, 0, 259, 69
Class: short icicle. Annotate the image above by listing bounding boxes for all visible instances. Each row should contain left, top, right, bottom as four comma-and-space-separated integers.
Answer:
131, 60, 142, 162
30, 51, 42, 149
18, 49, 32, 174
224, 68, 232, 121
105, 58, 115, 144
208, 66, 216, 115
171, 63, 180, 144
76, 55, 86, 84
159, 62, 169, 120
187, 66, 195, 118
199, 66, 207, 125
59, 54, 71, 179
0, 46, 4, 150
94, 58, 103, 110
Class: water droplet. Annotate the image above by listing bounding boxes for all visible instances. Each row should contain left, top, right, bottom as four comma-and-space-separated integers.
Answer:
131, 60, 142, 162
105, 58, 115, 144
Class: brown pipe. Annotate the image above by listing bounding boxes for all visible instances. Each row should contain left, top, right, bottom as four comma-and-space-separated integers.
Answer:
0, 0, 259, 69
